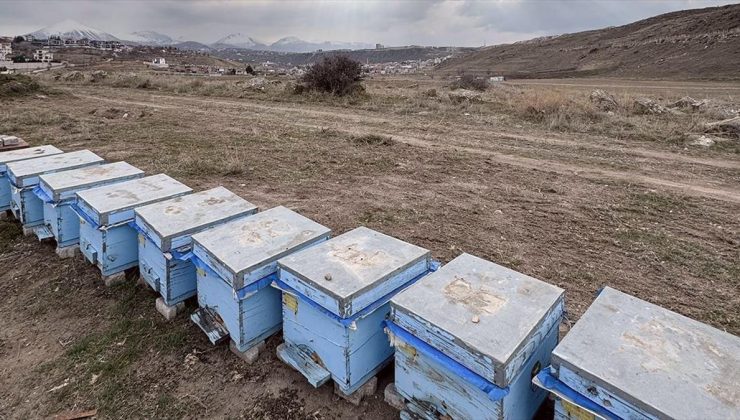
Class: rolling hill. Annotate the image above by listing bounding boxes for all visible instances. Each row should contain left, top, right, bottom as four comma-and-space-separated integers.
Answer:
437, 4, 740, 80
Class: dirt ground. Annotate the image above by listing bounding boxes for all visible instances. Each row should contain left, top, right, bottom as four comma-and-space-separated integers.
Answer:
0, 72, 738, 419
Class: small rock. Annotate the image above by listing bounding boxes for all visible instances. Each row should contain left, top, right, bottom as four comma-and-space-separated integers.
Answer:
449, 89, 482, 103
669, 96, 707, 111
589, 89, 618, 112
705, 116, 740, 136
688, 134, 716, 147
633, 97, 667, 115
324, 273, 332, 281
472, 315, 480, 324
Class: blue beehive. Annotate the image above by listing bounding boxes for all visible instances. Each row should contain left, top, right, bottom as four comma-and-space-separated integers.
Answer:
0, 145, 63, 213
275, 226, 435, 399
34, 162, 144, 254
533, 287, 740, 420
7, 150, 104, 230
74, 174, 192, 281
134, 187, 258, 317
190, 206, 330, 358
388, 253, 565, 419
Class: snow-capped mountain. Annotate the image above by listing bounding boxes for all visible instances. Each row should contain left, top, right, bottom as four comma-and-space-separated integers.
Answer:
123, 30, 174, 46
26, 19, 120, 41
212, 33, 266, 49
269, 36, 373, 53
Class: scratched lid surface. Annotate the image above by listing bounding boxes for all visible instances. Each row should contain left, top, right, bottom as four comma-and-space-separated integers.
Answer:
76, 174, 192, 216
552, 287, 740, 419
0, 145, 63, 166
39, 162, 144, 199
192, 206, 331, 280
6, 150, 103, 185
135, 186, 257, 249
393, 253, 564, 368
278, 226, 430, 306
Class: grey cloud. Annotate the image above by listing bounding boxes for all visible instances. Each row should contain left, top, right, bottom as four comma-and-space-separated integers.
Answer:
0, 0, 734, 47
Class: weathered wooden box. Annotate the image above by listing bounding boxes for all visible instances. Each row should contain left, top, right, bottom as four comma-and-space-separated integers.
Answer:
276, 226, 434, 396
388, 253, 565, 419
0, 145, 63, 212
7, 150, 104, 228
134, 187, 258, 308
74, 174, 192, 278
34, 162, 145, 248
190, 206, 330, 354
534, 287, 740, 420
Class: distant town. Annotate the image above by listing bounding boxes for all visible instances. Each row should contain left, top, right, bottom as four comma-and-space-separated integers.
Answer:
1, 25, 465, 77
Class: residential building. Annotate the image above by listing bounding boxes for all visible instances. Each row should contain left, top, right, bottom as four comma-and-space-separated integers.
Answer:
0, 39, 12, 61
34, 49, 53, 62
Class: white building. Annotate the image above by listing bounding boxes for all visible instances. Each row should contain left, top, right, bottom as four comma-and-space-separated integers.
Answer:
151, 57, 168, 68
0, 40, 12, 61
34, 49, 53, 63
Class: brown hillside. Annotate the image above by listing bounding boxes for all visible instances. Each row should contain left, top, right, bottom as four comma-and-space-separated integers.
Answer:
437, 4, 740, 80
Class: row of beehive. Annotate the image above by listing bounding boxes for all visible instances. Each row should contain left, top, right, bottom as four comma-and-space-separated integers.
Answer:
0, 143, 737, 419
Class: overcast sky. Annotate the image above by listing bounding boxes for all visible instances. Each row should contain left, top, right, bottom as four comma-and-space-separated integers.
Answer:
1, 0, 735, 46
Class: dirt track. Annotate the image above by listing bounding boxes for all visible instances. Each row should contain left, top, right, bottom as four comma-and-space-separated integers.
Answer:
1, 77, 738, 418
74, 89, 740, 203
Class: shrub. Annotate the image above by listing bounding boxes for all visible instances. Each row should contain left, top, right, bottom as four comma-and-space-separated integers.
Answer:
0, 74, 40, 98
300, 56, 363, 96
451, 74, 488, 91
245, 65, 254, 75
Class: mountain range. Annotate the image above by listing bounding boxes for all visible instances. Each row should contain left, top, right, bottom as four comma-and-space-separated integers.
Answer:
23, 20, 373, 53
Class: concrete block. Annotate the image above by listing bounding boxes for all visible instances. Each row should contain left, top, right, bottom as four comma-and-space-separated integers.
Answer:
230, 340, 265, 365
55, 245, 79, 259
335, 376, 378, 406
22, 225, 35, 236
103, 271, 127, 287
155, 297, 185, 321
384, 383, 406, 411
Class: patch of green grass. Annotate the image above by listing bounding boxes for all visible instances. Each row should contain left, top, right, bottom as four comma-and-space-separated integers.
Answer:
36, 282, 192, 417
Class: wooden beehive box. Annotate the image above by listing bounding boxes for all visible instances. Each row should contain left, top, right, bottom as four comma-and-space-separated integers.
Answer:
389, 253, 565, 419
535, 287, 740, 420
276, 226, 433, 397
35, 162, 144, 249
134, 186, 257, 310
0, 145, 63, 212
190, 206, 330, 354
74, 174, 192, 278
6, 150, 104, 227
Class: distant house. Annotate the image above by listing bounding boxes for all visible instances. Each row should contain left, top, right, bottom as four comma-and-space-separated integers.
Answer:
48, 36, 63, 46
151, 57, 168, 68
34, 49, 53, 62
489, 76, 505, 82
0, 39, 12, 61
77, 38, 89, 46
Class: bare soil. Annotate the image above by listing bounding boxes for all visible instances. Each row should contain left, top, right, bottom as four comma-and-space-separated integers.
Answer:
0, 73, 738, 419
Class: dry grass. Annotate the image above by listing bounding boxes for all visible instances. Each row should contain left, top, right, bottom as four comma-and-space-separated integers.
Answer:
23, 70, 740, 153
